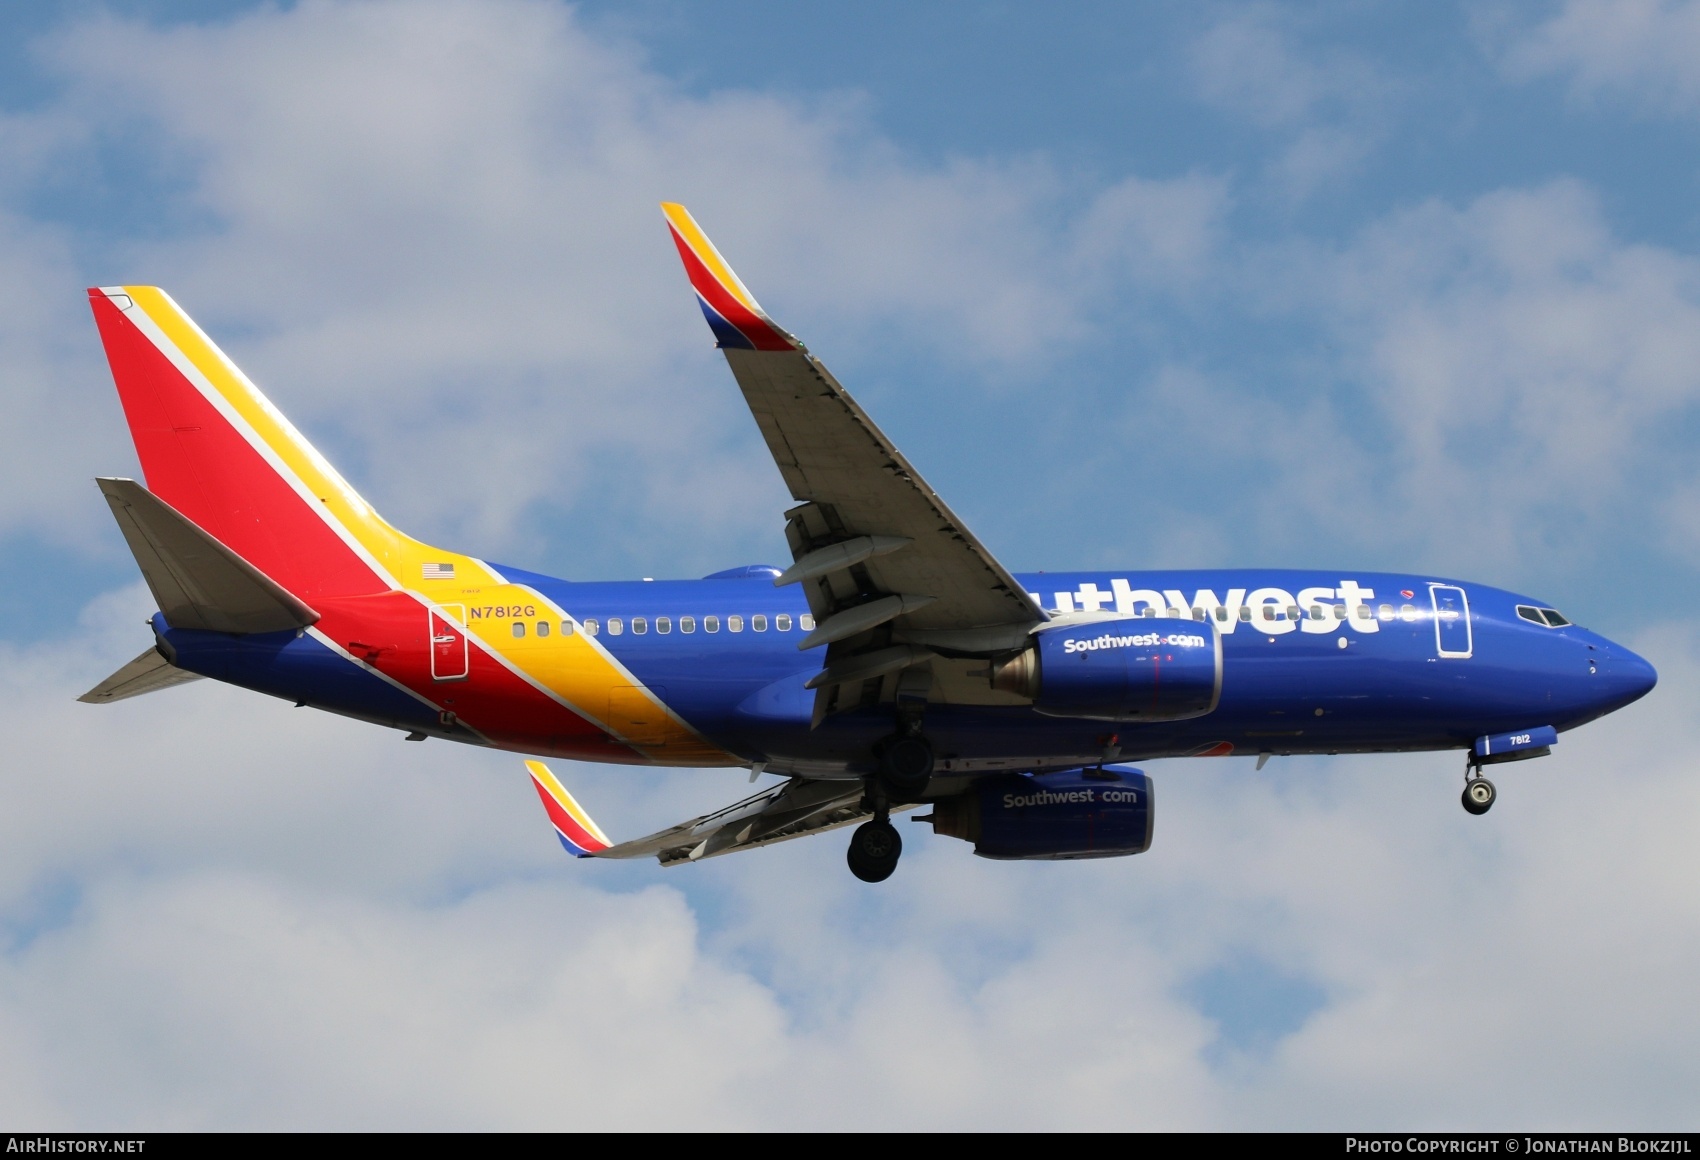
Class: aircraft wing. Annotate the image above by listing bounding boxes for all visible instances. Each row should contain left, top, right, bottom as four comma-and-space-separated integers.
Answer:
527, 761, 901, 865
661, 204, 1045, 721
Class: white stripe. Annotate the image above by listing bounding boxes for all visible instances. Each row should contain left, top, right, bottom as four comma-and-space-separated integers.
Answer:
110, 289, 401, 590
303, 625, 490, 741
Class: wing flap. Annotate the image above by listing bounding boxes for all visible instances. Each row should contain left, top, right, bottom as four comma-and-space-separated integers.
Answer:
723, 349, 1038, 633
525, 760, 896, 865
78, 646, 202, 704
98, 477, 320, 634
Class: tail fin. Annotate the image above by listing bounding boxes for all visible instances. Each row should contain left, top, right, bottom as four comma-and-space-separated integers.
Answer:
525, 760, 612, 857
88, 286, 490, 603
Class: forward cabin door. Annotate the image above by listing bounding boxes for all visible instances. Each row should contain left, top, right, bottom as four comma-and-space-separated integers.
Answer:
430, 605, 470, 680
1430, 585, 1472, 659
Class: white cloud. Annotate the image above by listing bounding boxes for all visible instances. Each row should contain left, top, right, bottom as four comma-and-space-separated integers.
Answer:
1502, 0, 1700, 114
1101, 180, 1700, 580
1, 0, 1698, 1130
1320, 181, 1700, 572
2, 581, 1695, 1128
0, 0, 1225, 566
1189, 7, 1391, 202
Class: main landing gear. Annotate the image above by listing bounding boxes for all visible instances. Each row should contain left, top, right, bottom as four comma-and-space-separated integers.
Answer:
846, 730, 935, 883
847, 813, 902, 882
1461, 754, 1497, 816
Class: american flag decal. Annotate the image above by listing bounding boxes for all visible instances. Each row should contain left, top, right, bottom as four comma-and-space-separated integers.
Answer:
423, 562, 456, 579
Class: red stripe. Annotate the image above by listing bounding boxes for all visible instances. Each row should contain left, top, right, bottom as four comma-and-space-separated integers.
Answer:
530, 776, 607, 852
314, 592, 638, 760
89, 292, 385, 603
90, 293, 641, 763
665, 228, 794, 351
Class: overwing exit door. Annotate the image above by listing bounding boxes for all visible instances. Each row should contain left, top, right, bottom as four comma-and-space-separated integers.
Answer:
1430, 585, 1472, 659
430, 605, 469, 680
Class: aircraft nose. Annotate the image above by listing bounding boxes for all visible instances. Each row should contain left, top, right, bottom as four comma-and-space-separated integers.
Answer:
1595, 640, 1657, 710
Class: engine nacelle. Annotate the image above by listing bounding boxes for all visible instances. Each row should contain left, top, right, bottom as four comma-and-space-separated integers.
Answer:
991, 618, 1221, 721
925, 767, 1154, 860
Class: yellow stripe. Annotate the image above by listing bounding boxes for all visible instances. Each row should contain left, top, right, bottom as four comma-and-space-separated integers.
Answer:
123, 286, 504, 589
124, 286, 736, 766
659, 203, 768, 319
525, 761, 611, 845
468, 586, 734, 765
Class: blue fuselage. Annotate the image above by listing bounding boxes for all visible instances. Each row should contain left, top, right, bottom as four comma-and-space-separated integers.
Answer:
159, 564, 1657, 777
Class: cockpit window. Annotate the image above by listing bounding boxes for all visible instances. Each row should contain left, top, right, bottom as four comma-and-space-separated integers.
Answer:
1517, 604, 1572, 628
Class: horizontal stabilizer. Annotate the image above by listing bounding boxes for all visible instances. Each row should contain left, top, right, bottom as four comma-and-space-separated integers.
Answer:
97, 477, 320, 634
78, 646, 202, 704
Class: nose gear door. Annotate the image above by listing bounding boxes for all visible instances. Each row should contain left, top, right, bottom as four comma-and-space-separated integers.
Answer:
430, 605, 470, 680
1430, 585, 1472, 659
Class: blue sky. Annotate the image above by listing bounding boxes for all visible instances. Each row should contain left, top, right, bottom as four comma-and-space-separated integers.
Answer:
1, 0, 1698, 1129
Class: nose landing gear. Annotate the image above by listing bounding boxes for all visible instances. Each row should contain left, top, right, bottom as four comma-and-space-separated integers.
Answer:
1461, 752, 1497, 815
1462, 775, 1497, 815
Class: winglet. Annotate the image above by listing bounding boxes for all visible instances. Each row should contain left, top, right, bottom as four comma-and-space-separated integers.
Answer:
525, 760, 612, 857
661, 203, 799, 352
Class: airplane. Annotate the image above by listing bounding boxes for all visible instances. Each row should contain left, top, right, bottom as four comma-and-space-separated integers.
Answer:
78, 202, 1658, 883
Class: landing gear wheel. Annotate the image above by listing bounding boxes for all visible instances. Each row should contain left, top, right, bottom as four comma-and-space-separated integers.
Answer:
878, 735, 934, 798
847, 819, 902, 882
1462, 777, 1496, 815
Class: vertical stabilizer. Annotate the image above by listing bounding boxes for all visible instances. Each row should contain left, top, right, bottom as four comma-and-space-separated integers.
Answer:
87, 287, 504, 603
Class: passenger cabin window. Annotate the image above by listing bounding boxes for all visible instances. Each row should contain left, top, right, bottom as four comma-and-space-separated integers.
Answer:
704, 615, 720, 633
1192, 607, 1205, 621
1142, 607, 1156, 618
1378, 604, 1393, 621
1542, 609, 1571, 627
1517, 605, 1546, 626
776, 613, 792, 631
560, 620, 574, 636
537, 621, 550, 637
512, 621, 525, 638
799, 614, 815, 631
680, 615, 695, 633
1215, 607, 1229, 621
728, 614, 744, 632
1356, 606, 1371, 620
583, 618, 599, 636
752, 614, 768, 631
1239, 607, 1252, 622
656, 616, 672, 634
607, 617, 623, 635
1399, 604, 1417, 621
632, 617, 647, 635
1309, 605, 1325, 620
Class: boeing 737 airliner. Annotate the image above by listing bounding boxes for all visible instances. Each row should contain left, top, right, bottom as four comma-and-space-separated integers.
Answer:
79, 203, 1657, 881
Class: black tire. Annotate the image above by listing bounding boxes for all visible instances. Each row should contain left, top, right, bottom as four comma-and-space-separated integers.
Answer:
879, 735, 934, 797
846, 819, 902, 882
1462, 777, 1496, 815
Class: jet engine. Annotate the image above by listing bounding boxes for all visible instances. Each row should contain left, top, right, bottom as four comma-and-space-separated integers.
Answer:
924, 768, 1154, 860
990, 618, 1221, 721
